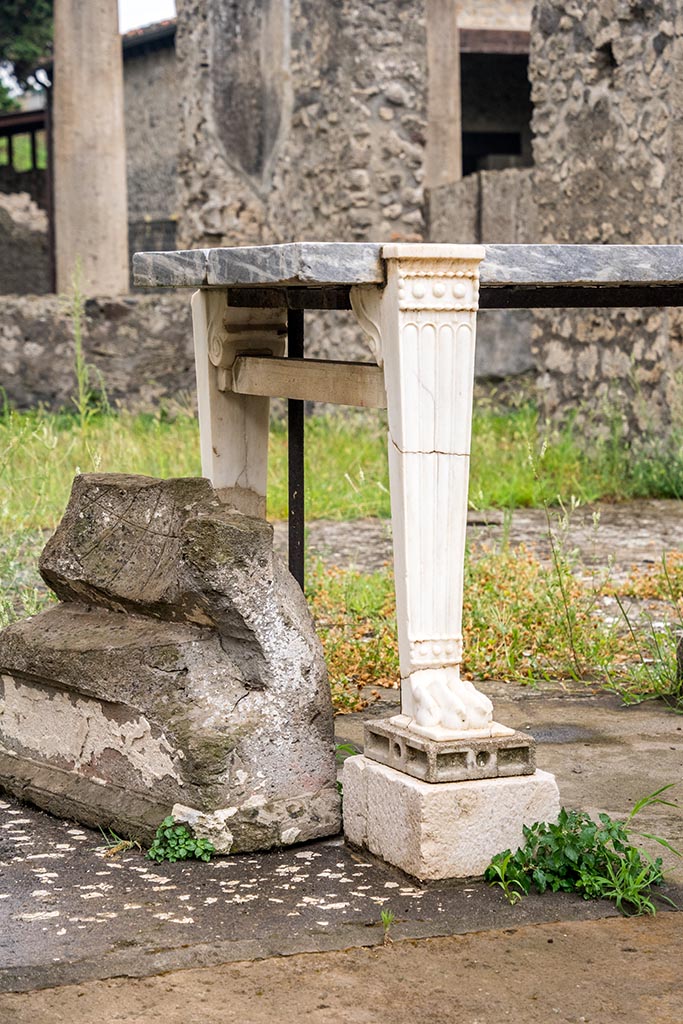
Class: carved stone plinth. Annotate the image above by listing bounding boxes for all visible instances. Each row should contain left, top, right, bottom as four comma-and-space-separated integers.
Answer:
364, 718, 535, 784
343, 756, 560, 881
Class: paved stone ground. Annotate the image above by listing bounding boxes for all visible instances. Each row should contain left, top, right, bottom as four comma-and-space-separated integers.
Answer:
273, 499, 683, 575
2, 500, 683, 1018
2, 683, 682, 1002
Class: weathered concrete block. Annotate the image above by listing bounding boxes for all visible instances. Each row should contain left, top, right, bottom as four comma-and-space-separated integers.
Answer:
0, 474, 340, 851
343, 755, 560, 880
364, 718, 535, 783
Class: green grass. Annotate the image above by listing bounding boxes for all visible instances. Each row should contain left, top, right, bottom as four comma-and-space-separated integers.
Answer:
3, 403, 683, 537
2, 402, 683, 714
0, 408, 203, 534
278, 405, 683, 517
306, 538, 683, 713
0, 130, 47, 171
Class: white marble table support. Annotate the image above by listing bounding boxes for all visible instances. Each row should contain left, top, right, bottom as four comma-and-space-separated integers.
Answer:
191, 289, 287, 518
352, 244, 510, 741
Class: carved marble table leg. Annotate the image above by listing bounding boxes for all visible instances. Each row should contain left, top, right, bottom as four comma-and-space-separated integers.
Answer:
352, 244, 510, 740
191, 288, 286, 517
346, 245, 560, 879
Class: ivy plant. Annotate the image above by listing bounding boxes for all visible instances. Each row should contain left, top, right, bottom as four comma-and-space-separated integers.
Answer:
147, 816, 215, 864
485, 786, 679, 916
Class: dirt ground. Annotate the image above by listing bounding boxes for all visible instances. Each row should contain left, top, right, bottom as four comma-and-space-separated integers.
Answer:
1, 913, 681, 1024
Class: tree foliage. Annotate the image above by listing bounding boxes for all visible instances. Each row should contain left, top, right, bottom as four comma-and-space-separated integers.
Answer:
0, 1, 53, 110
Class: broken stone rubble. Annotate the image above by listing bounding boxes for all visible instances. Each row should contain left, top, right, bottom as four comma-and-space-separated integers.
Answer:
0, 473, 340, 851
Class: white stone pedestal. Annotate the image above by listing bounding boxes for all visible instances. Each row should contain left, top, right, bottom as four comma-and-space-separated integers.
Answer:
343, 755, 560, 880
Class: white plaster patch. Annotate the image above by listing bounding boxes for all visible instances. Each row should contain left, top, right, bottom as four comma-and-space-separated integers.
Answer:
1, 675, 180, 787
280, 827, 300, 844
171, 804, 235, 854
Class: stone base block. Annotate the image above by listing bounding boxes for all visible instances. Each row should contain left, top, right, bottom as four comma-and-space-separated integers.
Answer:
364, 717, 535, 783
343, 755, 560, 880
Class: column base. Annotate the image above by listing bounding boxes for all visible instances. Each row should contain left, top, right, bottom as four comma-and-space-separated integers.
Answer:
365, 717, 535, 783
343, 755, 560, 880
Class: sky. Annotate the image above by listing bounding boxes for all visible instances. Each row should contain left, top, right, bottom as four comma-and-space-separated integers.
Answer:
118, 0, 176, 33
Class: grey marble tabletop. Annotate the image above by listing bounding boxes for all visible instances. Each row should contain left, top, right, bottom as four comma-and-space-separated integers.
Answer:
133, 241, 683, 291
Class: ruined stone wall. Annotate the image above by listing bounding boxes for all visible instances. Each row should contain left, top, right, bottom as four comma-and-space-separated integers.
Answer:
0, 293, 193, 411
530, 0, 683, 433
0, 193, 50, 296
457, 0, 532, 30
174, 0, 429, 377
430, 168, 537, 377
175, 0, 427, 249
0, 167, 46, 210
124, 44, 180, 222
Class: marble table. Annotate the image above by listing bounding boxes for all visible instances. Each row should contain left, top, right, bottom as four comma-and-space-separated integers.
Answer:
134, 241, 683, 743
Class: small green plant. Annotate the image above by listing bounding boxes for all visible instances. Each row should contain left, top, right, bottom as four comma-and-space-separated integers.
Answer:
147, 816, 215, 863
335, 742, 359, 762
64, 263, 110, 433
485, 787, 679, 916
610, 554, 683, 712
380, 908, 396, 945
334, 742, 360, 797
98, 826, 142, 858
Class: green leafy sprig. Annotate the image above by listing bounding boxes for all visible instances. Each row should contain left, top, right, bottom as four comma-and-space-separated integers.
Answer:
147, 816, 215, 864
485, 786, 679, 916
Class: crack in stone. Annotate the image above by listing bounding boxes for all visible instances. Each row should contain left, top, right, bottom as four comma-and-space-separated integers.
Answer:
389, 435, 469, 457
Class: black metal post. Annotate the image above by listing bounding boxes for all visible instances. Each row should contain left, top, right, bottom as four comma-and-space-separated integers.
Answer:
287, 308, 305, 590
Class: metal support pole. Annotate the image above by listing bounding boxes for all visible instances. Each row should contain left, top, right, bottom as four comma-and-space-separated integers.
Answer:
287, 308, 305, 589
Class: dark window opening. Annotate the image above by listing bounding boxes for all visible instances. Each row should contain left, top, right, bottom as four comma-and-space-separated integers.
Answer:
462, 131, 522, 177
461, 52, 533, 176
